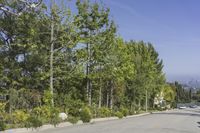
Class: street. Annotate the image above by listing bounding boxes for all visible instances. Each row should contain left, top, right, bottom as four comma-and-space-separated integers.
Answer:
39, 108, 200, 133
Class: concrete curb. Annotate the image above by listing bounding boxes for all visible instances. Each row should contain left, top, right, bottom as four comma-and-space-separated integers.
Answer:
90, 117, 118, 123
2, 112, 152, 133
126, 113, 150, 118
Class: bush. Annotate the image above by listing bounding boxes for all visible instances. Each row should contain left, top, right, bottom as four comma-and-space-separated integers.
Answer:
49, 108, 61, 127
32, 106, 51, 122
67, 116, 79, 124
67, 100, 84, 117
12, 110, 30, 126
119, 107, 129, 117
0, 120, 6, 131
80, 107, 92, 123
97, 107, 112, 118
0, 103, 6, 113
25, 115, 43, 129
31, 106, 61, 126
115, 111, 123, 119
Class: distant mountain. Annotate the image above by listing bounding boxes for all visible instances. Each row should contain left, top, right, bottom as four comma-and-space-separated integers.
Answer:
187, 79, 200, 89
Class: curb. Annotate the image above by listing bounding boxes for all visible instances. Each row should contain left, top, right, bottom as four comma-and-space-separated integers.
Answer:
126, 113, 150, 118
2, 112, 153, 133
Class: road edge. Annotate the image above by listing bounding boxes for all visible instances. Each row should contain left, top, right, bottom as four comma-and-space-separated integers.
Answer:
2, 112, 153, 133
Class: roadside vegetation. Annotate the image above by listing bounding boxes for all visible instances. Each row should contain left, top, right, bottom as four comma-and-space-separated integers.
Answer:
0, 0, 180, 131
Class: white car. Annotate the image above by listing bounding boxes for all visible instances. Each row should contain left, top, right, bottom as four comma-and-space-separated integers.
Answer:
179, 106, 187, 109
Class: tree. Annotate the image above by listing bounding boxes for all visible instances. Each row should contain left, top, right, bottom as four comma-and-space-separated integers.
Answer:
74, 0, 111, 106
0, 0, 42, 16
163, 84, 175, 106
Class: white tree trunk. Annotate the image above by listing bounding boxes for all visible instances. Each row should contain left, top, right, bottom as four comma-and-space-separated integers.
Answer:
98, 79, 102, 108
145, 90, 148, 112
50, 0, 55, 107
110, 81, 113, 110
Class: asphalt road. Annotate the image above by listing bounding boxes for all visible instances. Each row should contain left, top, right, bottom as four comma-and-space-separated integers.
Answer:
39, 108, 200, 133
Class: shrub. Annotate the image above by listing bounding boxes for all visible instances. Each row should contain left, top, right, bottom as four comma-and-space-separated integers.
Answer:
67, 116, 79, 124
12, 110, 30, 126
0, 120, 6, 131
25, 115, 43, 129
31, 106, 61, 126
97, 107, 112, 118
119, 107, 129, 117
67, 100, 84, 117
80, 107, 92, 123
49, 108, 61, 127
115, 111, 123, 119
0, 103, 6, 113
31, 106, 52, 123
32, 106, 51, 118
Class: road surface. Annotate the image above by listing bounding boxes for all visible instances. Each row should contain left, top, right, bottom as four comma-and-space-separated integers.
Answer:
39, 108, 200, 133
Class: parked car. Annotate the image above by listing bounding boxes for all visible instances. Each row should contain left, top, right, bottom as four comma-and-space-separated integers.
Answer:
189, 105, 198, 108
179, 106, 187, 109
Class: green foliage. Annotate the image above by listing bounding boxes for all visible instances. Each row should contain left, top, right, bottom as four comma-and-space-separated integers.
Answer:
163, 84, 175, 104
31, 106, 61, 126
25, 115, 43, 129
0, 120, 6, 131
80, 107, 92, 123
12, 110, 30, 126
115, 111, 123, 119
67, 100, 84, 117
67, 116, 79, 124
0, 0, 168, 129
97, 107, 112, 118
32, 106, 50, 121
43, 90, 53, 107
174, 82, 191, 103
0, 102, 6, 115
119, 107, 129, 117
49, 108, 61, 127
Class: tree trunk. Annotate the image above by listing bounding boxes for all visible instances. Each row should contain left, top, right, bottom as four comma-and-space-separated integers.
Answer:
50, 0, 54, 107
133, 88, 136, 112
86, 42, 92, 106
138, 99, 141, 111
145, 90, 148, 112
98, 78, 102, 108
106, 84, 109, 108
89, 81, 92, 106
110, 81, 113, 110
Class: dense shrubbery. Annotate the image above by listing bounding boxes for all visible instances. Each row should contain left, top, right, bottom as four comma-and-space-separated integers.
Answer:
49, 108, 61, 127
67, 116, 79, 124
25, 115, 43, 129
67, 100, 84, 117
12, 110, 30, 127
0, 119, 6, 131
119, 107, 129, 117
97, 107, 112, 118
80, 107, 92, 123
115, 111, 123, 119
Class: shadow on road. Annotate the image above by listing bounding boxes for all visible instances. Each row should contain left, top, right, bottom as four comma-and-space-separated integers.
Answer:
153, 112, 200, 117
184, 109, 200, 113
197, 122, 200, 128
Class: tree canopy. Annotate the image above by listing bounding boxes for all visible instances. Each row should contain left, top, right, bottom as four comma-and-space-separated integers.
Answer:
0, 0, 175, 130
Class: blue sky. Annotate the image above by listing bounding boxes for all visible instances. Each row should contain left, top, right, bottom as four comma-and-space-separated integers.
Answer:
44, 0, 200, 81
100, 0, 200, 81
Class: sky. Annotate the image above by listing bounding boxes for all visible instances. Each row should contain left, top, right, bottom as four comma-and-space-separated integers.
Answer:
100, 0, 200, 82
44, 0, 200, 82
